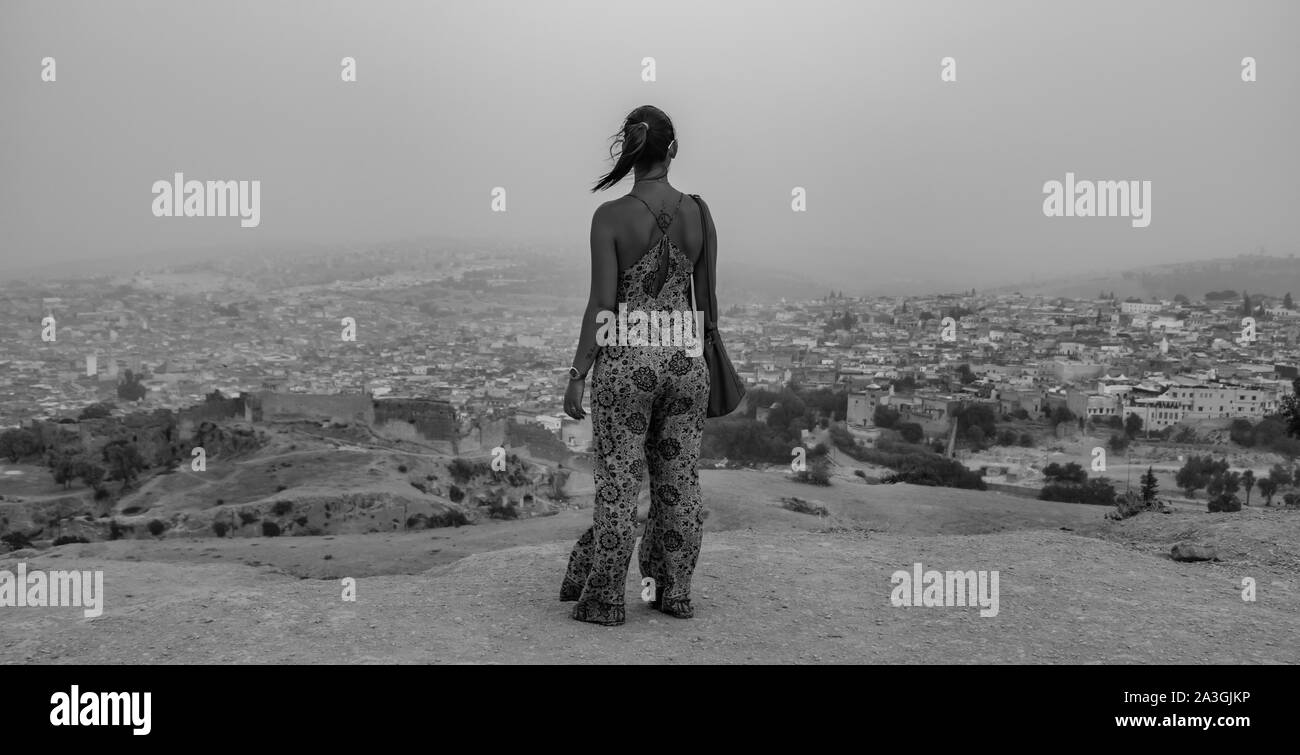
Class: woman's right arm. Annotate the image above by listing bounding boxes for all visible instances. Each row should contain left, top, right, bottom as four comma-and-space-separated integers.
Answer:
692, 196, 718, 328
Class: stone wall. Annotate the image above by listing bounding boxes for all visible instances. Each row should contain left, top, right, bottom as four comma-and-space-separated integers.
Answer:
257, 391, 374, 424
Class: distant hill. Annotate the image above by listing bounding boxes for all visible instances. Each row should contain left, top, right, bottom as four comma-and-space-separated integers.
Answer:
987, 253, 1300, 302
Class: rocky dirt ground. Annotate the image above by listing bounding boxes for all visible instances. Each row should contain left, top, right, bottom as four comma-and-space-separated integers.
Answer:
2, 470, 1296, 664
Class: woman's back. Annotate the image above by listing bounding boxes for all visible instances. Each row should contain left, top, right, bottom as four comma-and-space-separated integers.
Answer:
610, 189, 704, 273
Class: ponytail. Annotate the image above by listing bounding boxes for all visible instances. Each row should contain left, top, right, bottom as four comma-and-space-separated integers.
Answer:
591, 108, 675, 192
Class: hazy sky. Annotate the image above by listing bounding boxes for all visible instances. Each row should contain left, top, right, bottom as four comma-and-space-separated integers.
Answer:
3, 0, 1298, 288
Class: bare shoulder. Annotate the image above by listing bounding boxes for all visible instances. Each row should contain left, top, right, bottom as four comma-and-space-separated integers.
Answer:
690, 194, 715, 229
591, 197, 633, 228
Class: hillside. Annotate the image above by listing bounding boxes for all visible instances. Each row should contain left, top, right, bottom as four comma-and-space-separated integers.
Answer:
2, 470, 1296, 664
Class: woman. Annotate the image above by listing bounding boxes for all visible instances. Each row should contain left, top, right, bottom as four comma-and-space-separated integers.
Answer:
561, 105, 716, 626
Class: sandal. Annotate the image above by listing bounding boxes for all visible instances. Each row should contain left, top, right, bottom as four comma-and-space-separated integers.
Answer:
571, 601, 626, 626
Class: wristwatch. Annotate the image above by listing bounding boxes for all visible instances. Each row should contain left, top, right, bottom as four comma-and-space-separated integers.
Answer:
568, 367, 586, 381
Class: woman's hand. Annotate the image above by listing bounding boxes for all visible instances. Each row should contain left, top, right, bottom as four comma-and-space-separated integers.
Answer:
564, 378, 587, 420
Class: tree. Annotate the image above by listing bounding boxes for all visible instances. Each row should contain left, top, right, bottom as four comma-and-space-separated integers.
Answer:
1140, 466, 1159, 503
956, 363, 977, 385
1049, 405, 1075, 427
0, 428, 41, 462
1044, 462, 1087, 484
1175, 454, 1229, 498
102, 440, 146, 489
1123, 413, 1143, 439
1242, 291, 1252, 316
1286, 292, 1294, 310
1207, 470, 1243, 513
898, 422, 925, 444
77, 460, 107, 491
1268, 462, 1292, 490
955, 404, 997, 438
78, 402, 115, 420
1228, 418, 1255, 447
48, 450, 80, 490
1257, 477, 1278, 506
117, 369, 147, 402
1241, 469, 1255, 506
1109, 433, 1130, 452
873, 405, 900, 429
1280, 379, 1300, 438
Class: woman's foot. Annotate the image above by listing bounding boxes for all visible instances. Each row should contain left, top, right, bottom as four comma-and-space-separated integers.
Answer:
651, 595, 694, 619
571, 601, 625, 626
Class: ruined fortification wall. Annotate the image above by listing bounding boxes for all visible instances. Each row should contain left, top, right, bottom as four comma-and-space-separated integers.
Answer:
372, 397, 456, 441
258, 392, 374, 424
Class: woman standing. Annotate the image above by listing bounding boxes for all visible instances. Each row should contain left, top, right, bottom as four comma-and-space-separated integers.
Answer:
561, 105, 716, 626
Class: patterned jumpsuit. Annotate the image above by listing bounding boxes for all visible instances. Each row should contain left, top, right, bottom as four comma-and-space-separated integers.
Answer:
561, 193, 710, 625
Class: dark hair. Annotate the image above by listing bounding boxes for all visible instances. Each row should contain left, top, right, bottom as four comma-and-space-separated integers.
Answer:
591, 105, 676, 192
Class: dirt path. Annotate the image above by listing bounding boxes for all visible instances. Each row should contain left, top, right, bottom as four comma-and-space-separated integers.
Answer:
2, 526, 1295, 664
4, 470, 1295, 664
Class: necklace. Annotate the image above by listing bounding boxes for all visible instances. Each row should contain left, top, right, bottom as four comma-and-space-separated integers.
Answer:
633, 174, 668, 183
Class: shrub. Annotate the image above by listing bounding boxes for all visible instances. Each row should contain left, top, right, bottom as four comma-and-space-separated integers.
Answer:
1039, 478, 1117, 505
793, 465, 832, 486
238, 510, 259, 525
52, 535, 90, 546
397, 464, 408, 473
108, 520, 125, 540
873, 406, 900, 429
1207, 494, 1242, 513
996, 429, 1018, 446
261, 521, 281, 537
1043, 462, 1087, 484
1109, 490, 1165, 520
1018, 433, 1034, 447
897, 422, 924, 444
430, 509, 470, 527
780, 496, 828, 516
448, 458, 481, 483
146, 519, 166, 537
212, 521, 229, 537
881, 456, 986, 490
448, 484, 465, 503
2, 532, 33, 551
1176, 455, 1229, 498
487, 500, 519, 520
272, 500, 294, 516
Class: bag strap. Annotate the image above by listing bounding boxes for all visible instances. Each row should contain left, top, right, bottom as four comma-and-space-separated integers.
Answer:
688, 194, 718, 333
